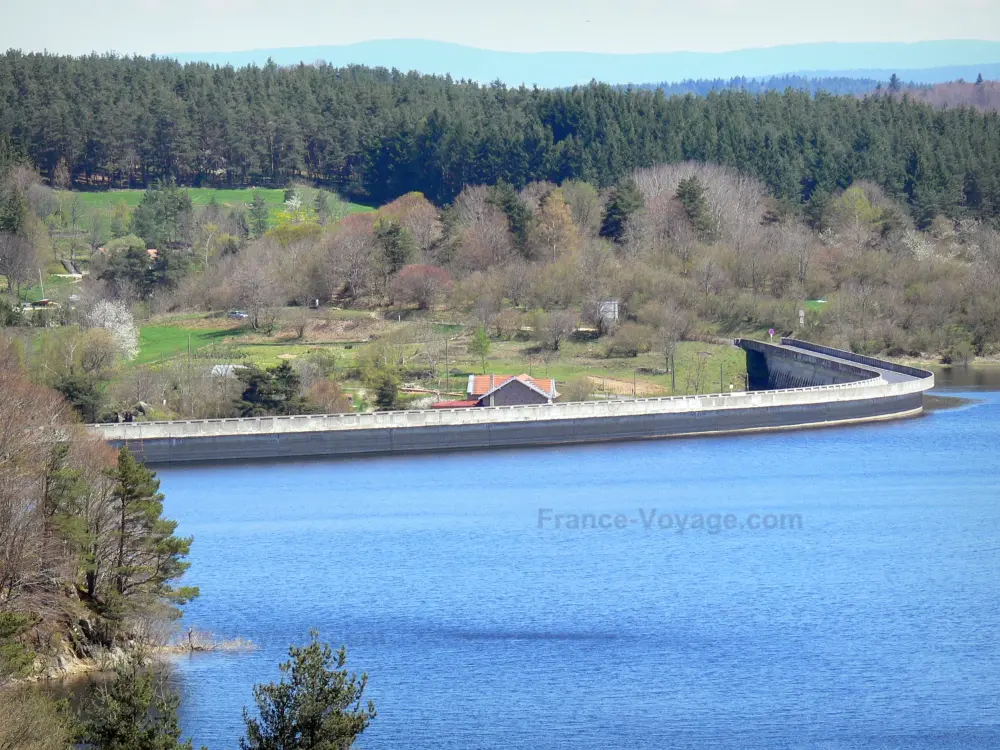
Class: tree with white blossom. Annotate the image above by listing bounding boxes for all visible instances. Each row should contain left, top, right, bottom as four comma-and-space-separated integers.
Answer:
88, 300, 140, 362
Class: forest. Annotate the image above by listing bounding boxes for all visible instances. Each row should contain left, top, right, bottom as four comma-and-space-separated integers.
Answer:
1, 50, 1000, 225
634, 74, 895, 97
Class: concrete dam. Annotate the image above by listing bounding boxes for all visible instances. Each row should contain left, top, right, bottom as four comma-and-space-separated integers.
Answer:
91, 338, 934, 465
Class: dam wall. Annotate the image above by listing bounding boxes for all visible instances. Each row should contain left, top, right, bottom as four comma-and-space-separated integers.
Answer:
90, 339, 934, 465
739, 338, 877, 389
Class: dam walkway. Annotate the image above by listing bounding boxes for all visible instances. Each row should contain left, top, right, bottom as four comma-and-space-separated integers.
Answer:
90, 338, 935, 464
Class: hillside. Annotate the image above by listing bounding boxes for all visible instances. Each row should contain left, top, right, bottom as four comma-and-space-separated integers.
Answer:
2, 52, 1000, 225
166, 39, 1000, 87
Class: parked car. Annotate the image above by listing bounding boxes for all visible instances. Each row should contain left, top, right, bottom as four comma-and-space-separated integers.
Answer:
227, 310, 249, 320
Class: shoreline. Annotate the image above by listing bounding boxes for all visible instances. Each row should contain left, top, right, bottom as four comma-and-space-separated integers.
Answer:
5, 633, 256, 688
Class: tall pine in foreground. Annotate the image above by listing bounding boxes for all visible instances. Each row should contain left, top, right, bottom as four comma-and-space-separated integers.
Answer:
241, 631, 376, 750
107, 448, 198, 619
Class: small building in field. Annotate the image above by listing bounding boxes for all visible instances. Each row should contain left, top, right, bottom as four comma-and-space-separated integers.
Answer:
431, 374, 559, 409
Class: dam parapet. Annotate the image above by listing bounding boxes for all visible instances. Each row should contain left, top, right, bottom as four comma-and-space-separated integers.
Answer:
90, 339, 934, 464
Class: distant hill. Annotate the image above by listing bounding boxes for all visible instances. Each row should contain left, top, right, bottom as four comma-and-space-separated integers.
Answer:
168, 39, 1000, 87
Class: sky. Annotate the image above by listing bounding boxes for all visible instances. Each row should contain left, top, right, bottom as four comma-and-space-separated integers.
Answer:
1, 0, 999, 56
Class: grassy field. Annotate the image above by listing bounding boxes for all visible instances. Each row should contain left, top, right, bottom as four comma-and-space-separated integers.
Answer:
133, 309, 748, 400
134, 309, 748, 401
137, 323, 245, 364
62, 188, 374, 214
21, 274, 79, 303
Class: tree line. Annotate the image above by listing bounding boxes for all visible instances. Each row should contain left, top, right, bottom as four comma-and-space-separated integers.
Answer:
633, 74, 903, 97
2, 51, 1000, 225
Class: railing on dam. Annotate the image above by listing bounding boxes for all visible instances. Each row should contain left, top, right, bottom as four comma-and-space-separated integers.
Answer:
779, 338, 935, 381
90, 339, 933, 443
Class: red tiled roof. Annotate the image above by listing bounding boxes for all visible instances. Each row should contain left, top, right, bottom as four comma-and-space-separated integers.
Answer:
431, 400, 479, 409
468, 374, 555, 397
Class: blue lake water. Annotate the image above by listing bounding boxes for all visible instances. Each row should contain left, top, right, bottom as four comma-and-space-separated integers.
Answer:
162, 387, 1000, 749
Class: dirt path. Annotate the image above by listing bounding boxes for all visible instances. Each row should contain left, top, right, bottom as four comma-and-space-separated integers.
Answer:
586, 375, 668, 397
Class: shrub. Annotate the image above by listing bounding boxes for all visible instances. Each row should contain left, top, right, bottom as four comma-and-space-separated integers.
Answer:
306, 379, 352, 414
390, 264, 452, 309
604, 323, 652, 358
559, 377, 593, 402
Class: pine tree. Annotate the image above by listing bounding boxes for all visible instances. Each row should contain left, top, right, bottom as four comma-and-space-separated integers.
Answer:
241, 631, 375, 750
314, 192, 330, 225
107, 448, 198, 610
487, 181, 533, 257
600, 179, 644, 242
84, 650, 193, 750
374, 218, 415, 276
249, 191, 271, 237
676, 175, 718, 240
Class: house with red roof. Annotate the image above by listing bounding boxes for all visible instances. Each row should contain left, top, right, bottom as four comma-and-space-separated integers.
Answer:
432, 374, 559, 409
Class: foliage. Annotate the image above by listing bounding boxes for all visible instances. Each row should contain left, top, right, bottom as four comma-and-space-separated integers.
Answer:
676, 176, 717, 240
0, 686, 75, 750
305, 380, 352, 414
241, 631, 375, 750
82, 651, 193, 750
249, 190, 271, 237
488, 181, 534, 256
88, 300, 140, 361
105, 234, 146, 254
131, 182, 194, 250
372, 376, 399, 411
390, 264, 452, 309
54, 372, 104, 423
374, 217, 415, 277
3, 54, 999, 224
559, 377, 592, 402
604, 322, 653, 358
469, 324, 491, 373
106, 447, 198, 611
0, 351, 198, 682
236, 362, 307, 417
0, 612, 37, 680
600, 180, 645, 241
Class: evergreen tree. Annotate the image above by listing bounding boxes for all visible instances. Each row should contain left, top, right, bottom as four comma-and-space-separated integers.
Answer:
241, 631, 375, 750
487, 181, 533, 257
83, 650, 193, 750
1, 53, 1000, 224
107, 448, 198, 610
976, 73, 984, 85
374, 218, 415, 276
249, 191, 271, 237
373, 376, 399, 411
236, 362, 307, 417
54, 373, 104, 423
130, 182, 193, 250
314, 193, 330, 225
600, 179, 644, 242
805, 188, 831, 232
676, 175, 718, 240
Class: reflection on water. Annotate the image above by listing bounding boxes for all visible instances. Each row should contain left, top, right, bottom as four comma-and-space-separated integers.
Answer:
932, 365, 1000, 389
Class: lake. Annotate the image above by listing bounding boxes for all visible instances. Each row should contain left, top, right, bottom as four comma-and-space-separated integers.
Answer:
161, 380, 1000, 749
